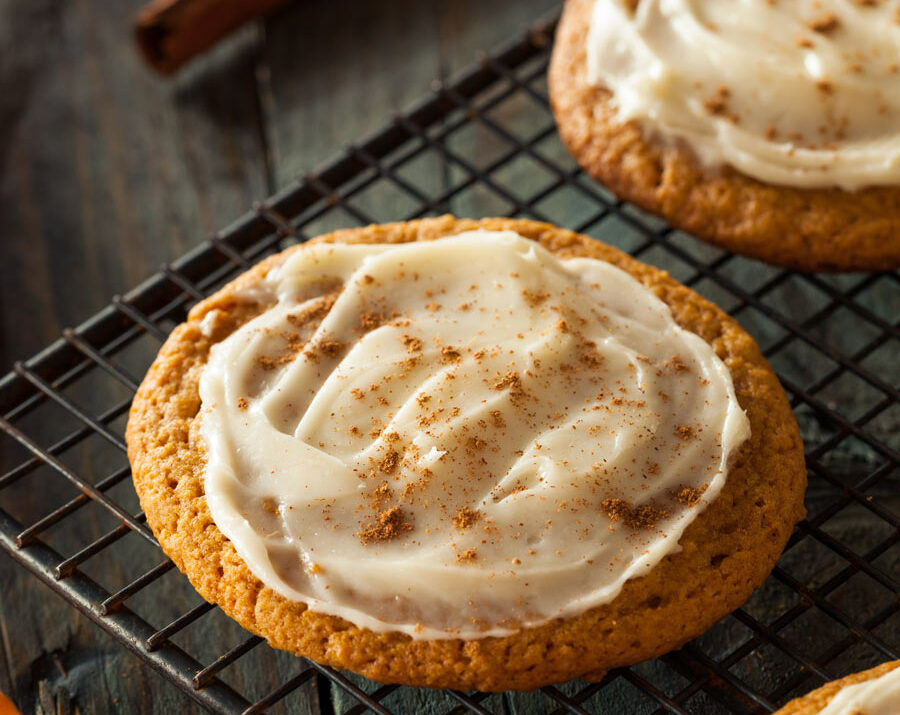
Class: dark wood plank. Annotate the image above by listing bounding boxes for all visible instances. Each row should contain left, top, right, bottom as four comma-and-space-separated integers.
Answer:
258, 0, 558, 183
0, 0, 273, 712
7, 0, 892, 713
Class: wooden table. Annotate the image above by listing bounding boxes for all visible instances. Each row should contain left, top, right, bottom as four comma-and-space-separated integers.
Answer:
0, 1, 557, 711
3, 1, 898, 713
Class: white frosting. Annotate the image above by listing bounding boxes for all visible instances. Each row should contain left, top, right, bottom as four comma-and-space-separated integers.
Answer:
586, 0, 900, 190
198, 230, 750, 639
817, 665, 900, 715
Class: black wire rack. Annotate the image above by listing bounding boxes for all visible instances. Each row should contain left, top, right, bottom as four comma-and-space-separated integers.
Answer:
1, 11, 898, 715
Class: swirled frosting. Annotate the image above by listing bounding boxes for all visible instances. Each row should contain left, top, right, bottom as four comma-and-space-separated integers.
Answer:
817, 664, 900, 714
199, 230, 750, 639
586, 0, 900, 190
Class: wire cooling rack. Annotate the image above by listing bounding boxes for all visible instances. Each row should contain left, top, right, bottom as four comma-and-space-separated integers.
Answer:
1, 11, 898, 715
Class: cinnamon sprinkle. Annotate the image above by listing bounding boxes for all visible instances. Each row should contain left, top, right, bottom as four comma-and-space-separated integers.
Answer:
401, 468, 433, 499
369, 481, 393, 509
522, 289, 550, 307
581, 347, 605, 369
663, 354, 690, 375
359, 310, 384, 331
703, 86, 739, 123
493, 371, 522, 392
379, 450, 400, 474
402, 335, 423, 353
452, 506, 480, 529
357, 506, 413, 545
808, 13, 839, 33
319, 340, 344, 357
303, 338, 345, 363
674, 484, 708, 507
285, 292, 339, 328
441, 346, 462, 363
600, 498, 669, 530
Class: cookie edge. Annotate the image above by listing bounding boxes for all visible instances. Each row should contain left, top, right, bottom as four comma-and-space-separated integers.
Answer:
548, 0, 900, 272
125, 215, 807, 691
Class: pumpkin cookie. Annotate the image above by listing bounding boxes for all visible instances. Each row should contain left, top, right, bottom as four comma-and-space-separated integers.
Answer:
774, 660, 900, 714
549, 0, 900, 272
126, 216, 806, 691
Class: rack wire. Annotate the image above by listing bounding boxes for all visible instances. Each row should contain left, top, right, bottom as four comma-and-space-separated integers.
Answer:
1, 11, 898, 714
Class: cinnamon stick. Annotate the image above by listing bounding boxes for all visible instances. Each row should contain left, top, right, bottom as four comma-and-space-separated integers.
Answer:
134, 0, 293, 76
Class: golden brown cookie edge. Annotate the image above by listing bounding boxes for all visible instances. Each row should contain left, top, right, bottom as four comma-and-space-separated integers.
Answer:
773, 660, 900, 714
548, 0, 900, 273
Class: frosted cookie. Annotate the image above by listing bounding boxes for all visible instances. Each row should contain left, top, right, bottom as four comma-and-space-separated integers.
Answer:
548, 0, 900, 272
775, 660, 900, 714
126, 217, 806, 691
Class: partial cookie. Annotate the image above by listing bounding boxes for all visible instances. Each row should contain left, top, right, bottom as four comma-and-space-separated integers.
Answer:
126, 216, 806, 691
548, 0, 900, 272
774, 660, 900, 714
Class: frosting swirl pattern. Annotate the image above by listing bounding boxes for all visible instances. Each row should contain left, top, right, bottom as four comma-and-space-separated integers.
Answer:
199, 231, 750, 639
586, 0, 900, 190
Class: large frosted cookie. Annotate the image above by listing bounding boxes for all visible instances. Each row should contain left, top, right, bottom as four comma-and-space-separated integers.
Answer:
126, 216, 806, 691
549, 0, 900, 272
774, 660, 900, 714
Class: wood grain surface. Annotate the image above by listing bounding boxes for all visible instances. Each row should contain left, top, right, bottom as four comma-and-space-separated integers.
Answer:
1, 0, 897, 713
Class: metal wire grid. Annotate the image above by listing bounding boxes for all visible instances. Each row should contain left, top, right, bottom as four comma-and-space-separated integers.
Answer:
1, 11, 898, 714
